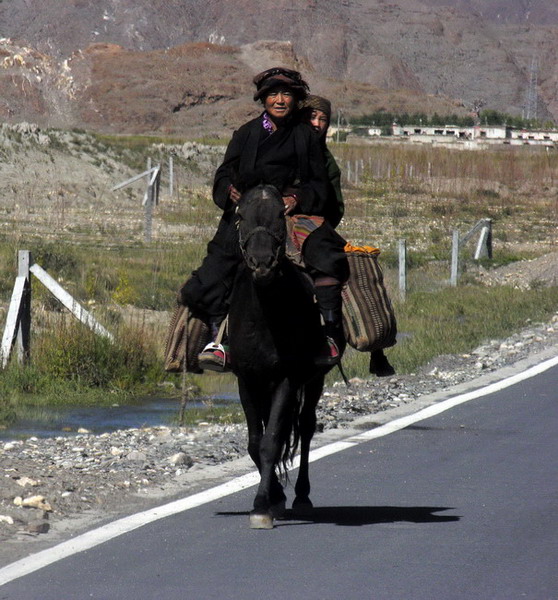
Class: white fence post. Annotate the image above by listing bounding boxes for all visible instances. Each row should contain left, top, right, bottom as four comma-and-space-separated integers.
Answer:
169, 155, 174, 197
143, 165, 160, 243
450, 229, 460, 286
1, 251, 31, 368
2, 251, 114, 369
474, 219, 493, 260
112, 164, 161, 243
17, 250, 31, 364
399, 239, 407, 301
29, 264, 113, 341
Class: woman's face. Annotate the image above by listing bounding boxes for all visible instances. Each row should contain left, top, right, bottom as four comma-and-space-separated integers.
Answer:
309, 109, 329, 137
263, 86, 295, 121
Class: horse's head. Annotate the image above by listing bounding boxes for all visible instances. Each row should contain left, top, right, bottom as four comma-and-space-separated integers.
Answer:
237, 184, 287, 285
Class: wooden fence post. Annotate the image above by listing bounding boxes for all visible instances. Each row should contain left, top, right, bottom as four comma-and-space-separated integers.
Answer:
398, 239, 407, 301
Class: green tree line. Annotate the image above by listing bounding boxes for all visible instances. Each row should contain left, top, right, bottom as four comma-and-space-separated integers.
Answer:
350, 110, 555, 131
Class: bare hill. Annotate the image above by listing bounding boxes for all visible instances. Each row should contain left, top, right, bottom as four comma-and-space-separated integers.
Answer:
1, 0, 557, 134
0, 39, 465, 136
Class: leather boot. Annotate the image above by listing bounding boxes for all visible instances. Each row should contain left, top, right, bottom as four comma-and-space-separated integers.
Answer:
314, 283, 344, 366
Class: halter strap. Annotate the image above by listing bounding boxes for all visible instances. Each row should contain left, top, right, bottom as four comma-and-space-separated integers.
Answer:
238, 225, 285, 272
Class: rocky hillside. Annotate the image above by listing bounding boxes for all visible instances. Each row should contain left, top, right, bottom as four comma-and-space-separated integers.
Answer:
1, 0, 557, 135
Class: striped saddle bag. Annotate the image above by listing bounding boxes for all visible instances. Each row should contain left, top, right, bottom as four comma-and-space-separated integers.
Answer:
341, 244, 397, 352
163, 301, 210, 374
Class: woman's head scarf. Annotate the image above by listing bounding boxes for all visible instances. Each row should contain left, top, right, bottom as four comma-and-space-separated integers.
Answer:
253, 67, 310, 102
299, 95, 332, 123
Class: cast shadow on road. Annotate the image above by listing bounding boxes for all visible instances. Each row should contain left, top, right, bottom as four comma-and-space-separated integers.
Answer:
216, 506, 460, 527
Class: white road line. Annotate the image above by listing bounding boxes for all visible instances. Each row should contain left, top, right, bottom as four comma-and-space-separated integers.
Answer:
1, 352, 557, 586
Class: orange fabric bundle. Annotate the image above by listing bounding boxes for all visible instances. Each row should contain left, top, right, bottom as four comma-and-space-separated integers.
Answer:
343, 242, 381, 255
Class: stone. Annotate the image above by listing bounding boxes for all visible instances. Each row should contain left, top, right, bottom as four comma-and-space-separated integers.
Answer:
27, 520, 50, 534
168, 452, 193, 467
3, 442, 22, 451
126, 451, 147, 462
14, 495, 53, 511
0, 515, 14, 525
16, 477, 39, 488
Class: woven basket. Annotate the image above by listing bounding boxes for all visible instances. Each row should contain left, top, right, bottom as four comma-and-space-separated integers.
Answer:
163, 302, 210, 373
341, 250, 397, 352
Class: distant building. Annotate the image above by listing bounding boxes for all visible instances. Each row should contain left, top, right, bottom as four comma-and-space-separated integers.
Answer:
509, 129, 558, 143
392, 123, 474, 139
389, 123, 557, 147
473, 125, 508, 139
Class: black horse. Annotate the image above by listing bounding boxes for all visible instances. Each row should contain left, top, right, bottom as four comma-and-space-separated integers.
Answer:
228, 184, 341, 529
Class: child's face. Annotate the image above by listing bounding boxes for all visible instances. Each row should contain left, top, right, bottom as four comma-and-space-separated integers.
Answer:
309, 109, 329, 137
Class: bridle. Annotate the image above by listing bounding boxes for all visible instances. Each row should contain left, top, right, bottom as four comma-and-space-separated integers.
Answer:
238, 224, 285, 273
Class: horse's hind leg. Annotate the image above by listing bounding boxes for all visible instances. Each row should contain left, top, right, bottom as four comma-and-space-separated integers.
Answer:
293, 376, 323, 513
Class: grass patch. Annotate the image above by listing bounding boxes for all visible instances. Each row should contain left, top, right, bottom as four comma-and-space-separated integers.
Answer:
0, 317, 165, 426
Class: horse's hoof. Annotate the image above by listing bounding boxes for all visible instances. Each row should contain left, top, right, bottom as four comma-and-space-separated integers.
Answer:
292, 497, 313, 516
250, 512, 274, 529
270, 499, 286, 519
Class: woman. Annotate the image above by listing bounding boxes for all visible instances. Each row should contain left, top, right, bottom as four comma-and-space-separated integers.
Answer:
181, 67, 348, 371
301, 94, 396, 377
299, 94, 344, 228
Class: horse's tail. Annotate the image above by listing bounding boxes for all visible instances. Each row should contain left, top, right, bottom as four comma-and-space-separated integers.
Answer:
278, 386, 304, 477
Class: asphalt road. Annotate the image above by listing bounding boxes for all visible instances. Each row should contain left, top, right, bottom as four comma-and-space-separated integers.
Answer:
1, 362, 557, 600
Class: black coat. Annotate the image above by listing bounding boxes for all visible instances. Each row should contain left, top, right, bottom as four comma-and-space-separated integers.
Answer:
213, 115, 330, 216
182, 114, 347, 321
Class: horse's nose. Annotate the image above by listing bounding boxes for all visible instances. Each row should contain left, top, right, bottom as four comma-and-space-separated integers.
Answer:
246, 255, 259, 271
254, 266, 270, 278
252, 265, 274, 285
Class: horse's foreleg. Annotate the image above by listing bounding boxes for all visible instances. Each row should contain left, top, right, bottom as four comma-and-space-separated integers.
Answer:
251, 378, 293, 529
293, 376, 323, 513
238, 378, 285, 527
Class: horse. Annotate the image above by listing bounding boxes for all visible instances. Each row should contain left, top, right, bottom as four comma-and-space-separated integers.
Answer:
227, 184, 341, 529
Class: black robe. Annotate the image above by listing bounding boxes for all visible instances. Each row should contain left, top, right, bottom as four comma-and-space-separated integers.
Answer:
182, 115, 348, 321
213, 115, 329, 214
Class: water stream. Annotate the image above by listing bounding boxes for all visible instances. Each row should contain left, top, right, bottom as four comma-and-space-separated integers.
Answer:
0, 392, 240, 441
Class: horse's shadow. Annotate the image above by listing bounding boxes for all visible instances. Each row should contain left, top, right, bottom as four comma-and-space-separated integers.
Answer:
216, 506, 460, 527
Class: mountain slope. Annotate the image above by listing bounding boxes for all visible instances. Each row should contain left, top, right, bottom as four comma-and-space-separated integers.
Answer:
1, 0, 556, 132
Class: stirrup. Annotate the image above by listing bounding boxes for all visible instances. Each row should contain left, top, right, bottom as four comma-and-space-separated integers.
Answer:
315, 336, 341, 367
198, 342, 231, 373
